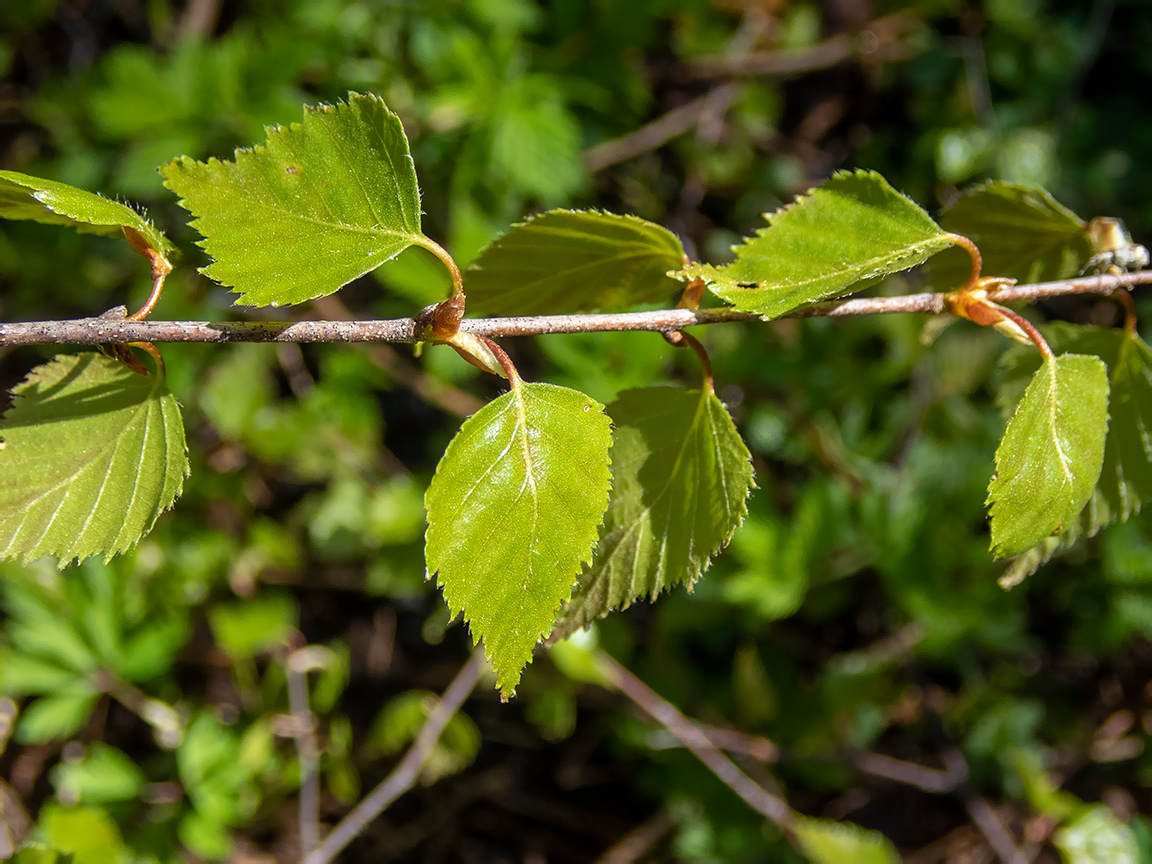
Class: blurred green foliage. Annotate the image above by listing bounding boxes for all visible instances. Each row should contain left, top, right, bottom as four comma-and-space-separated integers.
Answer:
3, 0, 1152, 861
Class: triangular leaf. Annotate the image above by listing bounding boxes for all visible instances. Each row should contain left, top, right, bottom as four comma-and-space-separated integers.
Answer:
988, 353, 1108, 558
679, 170, 954, 319
794, 817, 901, 864
0, 169, 171, 256
464, 210, 686, 315
160, 92, 424, 307
0, 353, 188, 566
996, 325, 1152, 580
931, 180, 1091, 290
425, 382, 612, 697
551, 386, 754, 641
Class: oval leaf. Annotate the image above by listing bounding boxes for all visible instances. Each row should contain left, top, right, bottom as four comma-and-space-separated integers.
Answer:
425, 382, 612, 697
0, 353, 188, 566
931, 180, 1091, 290
464, 210, 686, 315
794, 817, 901, 864
680, 169, 954, 319
996, 325, 1152, 582
551, 386, 754, 641
0, 170, 171, 257
160, 92, 423, 307
988, 353, 1108, 558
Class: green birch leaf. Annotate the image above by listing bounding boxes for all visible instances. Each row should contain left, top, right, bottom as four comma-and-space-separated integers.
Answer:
0, 353, 188, 566
160, 92, 424, 307
464, 210, 686, 315
996, 325, 1152, 581
0, 169, 172, 256
930, 181, 1091, 290
794, 817, 901, 864
1054, 806, 1139, 864
550, 386, 754, 641
679, 169, 954, 319
425, 382, 612, 697
988, 353, 1109, 558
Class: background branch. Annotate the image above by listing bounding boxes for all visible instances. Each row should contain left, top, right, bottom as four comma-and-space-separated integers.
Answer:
2, 271, 1149, 347
304, 648, 486, 864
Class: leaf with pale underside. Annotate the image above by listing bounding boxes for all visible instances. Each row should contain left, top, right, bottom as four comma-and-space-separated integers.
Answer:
988, 353, 1108, 558
0, 353, 188, 566
996, 325, 1152, 582
160, 92, 423, 307
550, 387, 754, 642
0, 170, 171, 256
930, 181, 1091, 290
425, 382, 612, 698
464, 210, 687, 315
678, 170, 954, 319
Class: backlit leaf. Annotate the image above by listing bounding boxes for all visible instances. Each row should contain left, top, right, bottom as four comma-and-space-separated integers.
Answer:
160, 92, 424, 307
996, 325, 1152, 579
551, 387, 753, 641
679, 170, 954, 318
794, 817, 901, 864
464, 210, 686, 315
1054, 805, 1139, 864
988, 353, 1108, 557
0, 169, 171, 256
0, 353, 188, 566
931, 181, 1091, 290
425, 383, 612, 697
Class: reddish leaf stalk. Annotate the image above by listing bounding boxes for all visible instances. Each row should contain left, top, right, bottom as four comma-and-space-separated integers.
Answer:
996, 306, 1054, 359
946, 232, 983, 290
480, 336, 522, 386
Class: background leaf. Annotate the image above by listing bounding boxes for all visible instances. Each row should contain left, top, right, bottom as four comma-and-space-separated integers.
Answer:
160, 92, 424, 306
794, 817, 901, 864
464, 210, 686, 315
425, 382, 612, 697
0, 169, 171, 256
0, 353, 188, 566
930, 181, 1092, 290
680, 170, 954, 318
1054, 806, 1139, 864
988, 353, 1109, 557
551, 386, 753, 641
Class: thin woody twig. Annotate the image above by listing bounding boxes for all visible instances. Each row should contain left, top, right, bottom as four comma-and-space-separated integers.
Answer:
304, 648, 486, 864
1, 271, 1149, 347
286, 651, 320, 859
597, 651, 794, 831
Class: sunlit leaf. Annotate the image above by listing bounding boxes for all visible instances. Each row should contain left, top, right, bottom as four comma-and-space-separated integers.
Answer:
15, 690, 99, 744
0, 353, 188, 566
425, 382, 612, 697
1054, 805, 1139, 864
679, 170, 954, 318
551, 387, 753, 641
794, 817, 901, 864
931, 180, 1091, 290
988, 353, 1108, 557
0, 169, 172, 256
464, 210, 686, 315
160, 92, 424, 306
997, 326, 1152, 581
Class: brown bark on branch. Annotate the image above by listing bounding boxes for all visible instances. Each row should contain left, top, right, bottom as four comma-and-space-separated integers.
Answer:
1, 271, 1149, 347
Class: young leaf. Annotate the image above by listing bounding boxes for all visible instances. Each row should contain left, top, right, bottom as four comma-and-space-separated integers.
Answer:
679, 170, 954, 319
794, 817, 901, 864
930, 180, 1092, 290
0, 353, 188, 566
425, 383, 612, 697
996, 325, 1152, 580
550, 387, 754, 641
464, 210, 687, 315
988, 353, 1108, 557
0, 169, 171, 256
160, 92, 424, 307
